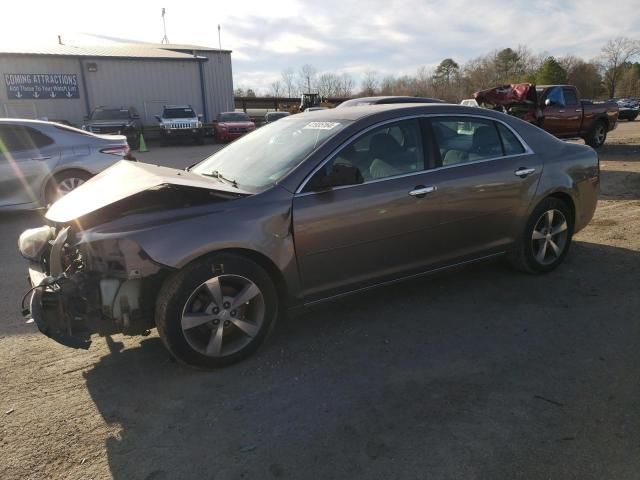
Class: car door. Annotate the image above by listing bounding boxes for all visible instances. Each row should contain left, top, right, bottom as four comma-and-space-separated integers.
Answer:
0, 124, 60, 207
292, 118, 442, 301
428, 116, 542, 262
561, 87, 583, 136
539, 86, 573, 137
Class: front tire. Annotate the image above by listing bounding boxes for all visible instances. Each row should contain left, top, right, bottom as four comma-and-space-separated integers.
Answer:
156, 253, 278, 369
510, 197, 574, 274
45, 169, 92, 206
585, 120, 607, 148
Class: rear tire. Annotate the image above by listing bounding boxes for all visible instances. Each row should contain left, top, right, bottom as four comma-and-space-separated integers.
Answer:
45, 169, 92, 206
509, 197, 574, 274
585, 120, 607, 148
156, 253, 278, 369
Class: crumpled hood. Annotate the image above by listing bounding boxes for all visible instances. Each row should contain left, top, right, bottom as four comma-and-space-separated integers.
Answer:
46, 160, 247, 223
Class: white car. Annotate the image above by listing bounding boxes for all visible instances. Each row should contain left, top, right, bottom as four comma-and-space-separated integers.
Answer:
0, 118, 130, 210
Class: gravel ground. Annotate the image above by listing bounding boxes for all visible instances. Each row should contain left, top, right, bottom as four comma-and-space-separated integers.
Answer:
0, 124, 639, 480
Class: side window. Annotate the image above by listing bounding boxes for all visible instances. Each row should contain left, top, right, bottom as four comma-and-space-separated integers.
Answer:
430, 117, 503, 166
305, 119, 424, 190
546, 87, 565, 106
563, 88, 578, 105
496, 123, 525, 155
0, 125, 54, 157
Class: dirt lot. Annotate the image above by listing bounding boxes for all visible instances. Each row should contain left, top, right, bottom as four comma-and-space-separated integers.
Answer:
0, 124, 639, 480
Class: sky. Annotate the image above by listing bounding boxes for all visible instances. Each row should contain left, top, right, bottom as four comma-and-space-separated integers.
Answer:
1, 0, 639, 92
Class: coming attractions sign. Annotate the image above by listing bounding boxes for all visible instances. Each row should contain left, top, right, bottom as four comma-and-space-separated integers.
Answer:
4, 73, 80, 99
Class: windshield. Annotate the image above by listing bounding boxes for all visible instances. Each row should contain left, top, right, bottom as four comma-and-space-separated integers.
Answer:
164, 107, 196, 118
192, 117, 351, 191
219, 112, 250, 122
91, 109, 130, 120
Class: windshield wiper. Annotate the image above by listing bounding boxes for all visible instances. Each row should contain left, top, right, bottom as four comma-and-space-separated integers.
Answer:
202, 170, 238, 188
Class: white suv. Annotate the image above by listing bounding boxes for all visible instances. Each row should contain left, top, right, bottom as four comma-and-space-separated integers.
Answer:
155, 105, 205, 144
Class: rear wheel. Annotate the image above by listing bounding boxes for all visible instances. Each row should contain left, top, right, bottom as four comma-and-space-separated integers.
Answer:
585, 120, 607, 148
45, 170, 92, 206
510, 197, 574, 273
156, 253, 278, 369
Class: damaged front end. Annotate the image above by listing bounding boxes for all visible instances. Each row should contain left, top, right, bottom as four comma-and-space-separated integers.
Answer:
21, 224, 170, 349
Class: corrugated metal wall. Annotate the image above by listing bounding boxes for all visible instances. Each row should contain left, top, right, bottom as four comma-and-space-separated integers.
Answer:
0, 56, 85, 122
0, 52, 234, 126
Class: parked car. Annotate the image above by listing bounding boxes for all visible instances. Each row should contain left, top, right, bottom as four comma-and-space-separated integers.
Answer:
460, 98, 480, 107
474, 84, 619, 148
20, 104, 599, 368
155, 105, 205, 144
615, 98, 639, 121
213, 112, 255, 142
82, 106, 144, 149
264, 111, 290, 124
337, 96, 446, 108
0, 118, 130, 210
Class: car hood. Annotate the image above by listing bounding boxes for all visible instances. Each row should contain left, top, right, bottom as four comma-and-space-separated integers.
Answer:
162, 117, 198, 123
46, 160, 249, 223
474, 83, 538, 106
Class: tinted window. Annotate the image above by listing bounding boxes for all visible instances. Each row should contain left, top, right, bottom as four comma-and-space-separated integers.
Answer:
546, 87, 565, 106
164, 107, 196, 118
309, 119, 424, 188
563, 88, 578, 105
91, 109, 130, 120
430, 118, 503, 166
0, 125, 54, 153
496, 123, 525, 155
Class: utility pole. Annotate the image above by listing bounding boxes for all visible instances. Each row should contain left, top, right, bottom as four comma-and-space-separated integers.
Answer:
161, 8, 170, 44
217, 24, 222, 50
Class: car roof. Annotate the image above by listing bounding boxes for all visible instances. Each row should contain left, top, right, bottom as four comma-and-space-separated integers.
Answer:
0, 118, 55, 127
293, 103, 499, 122
339, 96, 446, 107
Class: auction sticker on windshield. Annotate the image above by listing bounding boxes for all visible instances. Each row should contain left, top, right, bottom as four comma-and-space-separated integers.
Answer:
303, 122, 341, 130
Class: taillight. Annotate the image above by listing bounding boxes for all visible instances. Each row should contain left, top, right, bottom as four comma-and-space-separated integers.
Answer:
100, 145, 130, 156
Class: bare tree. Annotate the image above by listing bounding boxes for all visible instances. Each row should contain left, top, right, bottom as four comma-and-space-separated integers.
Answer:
339, 73, 354, 97
361, 70, 378, 96
281, 68, 296, 98
600, 36, 640, 97
270, 80, 283, 97
299, 64, 317, 93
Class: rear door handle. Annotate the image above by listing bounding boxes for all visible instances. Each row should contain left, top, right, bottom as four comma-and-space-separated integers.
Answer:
409, 185, 436, 197
514, 167, 536, 178
31, 156, 51, 161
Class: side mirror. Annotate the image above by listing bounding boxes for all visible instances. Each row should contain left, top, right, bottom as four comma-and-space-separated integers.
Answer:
154, 115, 161, 122
544, 98, 553, 106
309, 163, 363, 190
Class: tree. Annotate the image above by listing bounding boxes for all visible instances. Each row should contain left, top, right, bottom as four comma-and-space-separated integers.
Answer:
360, 70, 378, 96
270, 80, 283, 97
281, 68, 295, 98
299, 64, 317, 93
246, 89, 257, 97
433, 58, 460, 85
600, 36, 640, 98
234, 87, 245, 97
536, 57, 568, 84
560, 56, 603, 99
338, 73, 355, 97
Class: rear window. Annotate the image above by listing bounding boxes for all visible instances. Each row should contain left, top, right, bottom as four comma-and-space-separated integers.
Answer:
0, 124, 54, 152
219, 113, 250, 122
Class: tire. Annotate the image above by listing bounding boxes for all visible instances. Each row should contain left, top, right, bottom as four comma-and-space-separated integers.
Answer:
45, 169, 92, 206
156, 253, 278, 369
509, 197, 574, 274
585, 120, 607, 148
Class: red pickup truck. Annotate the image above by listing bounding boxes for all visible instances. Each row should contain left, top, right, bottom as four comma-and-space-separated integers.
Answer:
474, 84, 619, 148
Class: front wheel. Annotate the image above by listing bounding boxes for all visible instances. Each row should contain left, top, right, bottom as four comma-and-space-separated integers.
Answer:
45, 169, 92, 206
510, 197, 574, 274
156, 253, 278, 369
585, 120, 607, 148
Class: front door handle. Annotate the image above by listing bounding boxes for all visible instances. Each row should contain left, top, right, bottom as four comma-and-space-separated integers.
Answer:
514, 167, 536, 178
409, 185, 436, 197
31, 156, 52, 161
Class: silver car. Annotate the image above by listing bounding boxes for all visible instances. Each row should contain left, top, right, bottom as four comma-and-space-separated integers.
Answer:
0, 118, 130, 210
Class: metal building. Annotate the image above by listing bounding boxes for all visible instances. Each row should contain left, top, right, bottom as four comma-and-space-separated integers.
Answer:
0, 43, 233, 127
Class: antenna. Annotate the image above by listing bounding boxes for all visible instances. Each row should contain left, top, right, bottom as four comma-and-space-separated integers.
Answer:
217, 24, 222, 50
161, 8, 170, 44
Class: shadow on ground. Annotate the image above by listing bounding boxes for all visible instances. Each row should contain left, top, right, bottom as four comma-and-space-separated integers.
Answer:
82, 241, 640, 480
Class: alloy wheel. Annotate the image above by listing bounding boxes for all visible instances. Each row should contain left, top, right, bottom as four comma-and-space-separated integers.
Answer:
595, 125, 606, 145
531, 209, 569, 265
56, 177, 85, 197
180, 274, 265, 358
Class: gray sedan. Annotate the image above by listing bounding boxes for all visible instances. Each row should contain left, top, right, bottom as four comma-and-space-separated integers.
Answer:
0, 118, 130, 210
19, 104, 599, 368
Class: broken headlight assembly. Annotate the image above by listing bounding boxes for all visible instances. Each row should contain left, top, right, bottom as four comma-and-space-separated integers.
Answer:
18, 226, 55, 260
